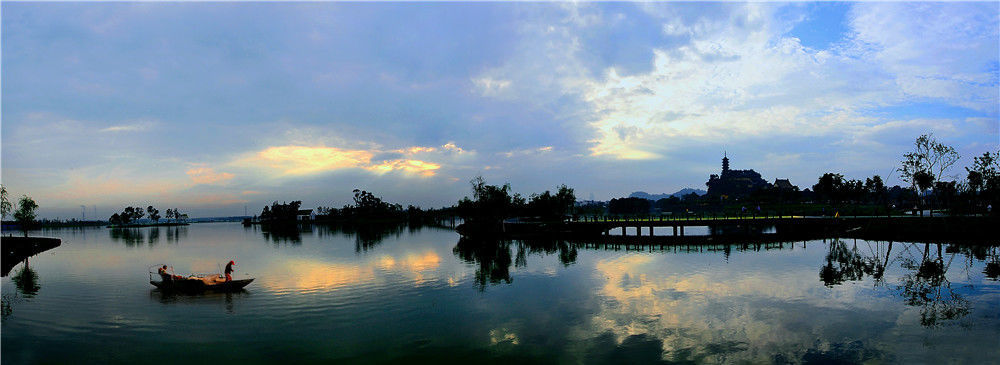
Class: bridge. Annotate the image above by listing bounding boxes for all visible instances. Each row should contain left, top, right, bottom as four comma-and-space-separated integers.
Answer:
502, 214, 996, 242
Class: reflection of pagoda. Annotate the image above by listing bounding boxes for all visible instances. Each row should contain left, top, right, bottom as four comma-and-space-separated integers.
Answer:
706, 152, 769, 198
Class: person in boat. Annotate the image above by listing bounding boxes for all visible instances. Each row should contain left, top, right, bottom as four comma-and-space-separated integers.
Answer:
157, 265, 183, 282
158, 265, 171, 282
224, 260, 235, 282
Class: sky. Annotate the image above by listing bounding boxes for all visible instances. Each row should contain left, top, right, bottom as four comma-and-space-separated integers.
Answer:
2, 2, 998, 219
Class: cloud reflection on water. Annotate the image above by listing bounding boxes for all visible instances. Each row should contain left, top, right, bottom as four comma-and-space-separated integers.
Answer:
258, 251, 444, 293
580, 240, 999, 363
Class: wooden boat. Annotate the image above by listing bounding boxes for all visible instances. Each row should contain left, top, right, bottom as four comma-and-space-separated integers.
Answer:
150, 273, 254, 292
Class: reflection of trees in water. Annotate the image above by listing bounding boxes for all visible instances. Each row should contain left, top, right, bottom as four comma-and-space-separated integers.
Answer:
818, 239, 977, 326
314, 222, 407, 252
819, 239, 878, 287
109, 227, 183, 247
514, 239, 578, 268
147, 228, 160, 246
0, 293, 14, 318
898, 243, 970, 327
259, 224, 303, 245
164, 226, 187, 243
453, 238, 579, 290
345, 223, 405, 253
454, 237, 512, 289
11, 262, 40, 297
961, 245, 1000, 280
109, 228, 145, 246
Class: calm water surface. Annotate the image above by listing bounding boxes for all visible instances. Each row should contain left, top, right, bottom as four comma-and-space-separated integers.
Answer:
2, 222, 999, 363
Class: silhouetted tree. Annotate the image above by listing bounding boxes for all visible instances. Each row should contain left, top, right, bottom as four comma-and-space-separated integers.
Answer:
13, 195, 38, 237
608, 197, 651, 215
258, 201, 302, 223
147, 206, 160, 223
933, 181, 958, 214
813, 173, 845, 203
865, 175, 888, 203
0, 185, 11, 222
900, 134, 960, 199
457, 175, 523, 232
526, 185, 576, 221
965, 151, 1000, 214
350, 189, 402, 218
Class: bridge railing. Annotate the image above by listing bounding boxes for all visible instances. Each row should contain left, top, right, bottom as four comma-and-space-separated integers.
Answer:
570, 210, 898, 223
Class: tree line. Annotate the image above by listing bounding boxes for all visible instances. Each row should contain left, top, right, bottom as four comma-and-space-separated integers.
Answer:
456, 175, 576, 233
109, 206, 187, 226
604, 135, 998, 217
1, 185, 39, 237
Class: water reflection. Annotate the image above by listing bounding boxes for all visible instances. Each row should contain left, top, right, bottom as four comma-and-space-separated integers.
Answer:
453, 238, 579, 290
164, 226, 187, 243
259, 224, 303, 245
815, 240, 976, 326
819, 238, 875, 287
109, 226, 186, 246
898, 243, 971, 327
5, 222, 999, 363
11, 262, 40, 297
322, 222, 407, 252
454, 238, 513, 289
2, 261, 41, 319
150, 289, 248, 314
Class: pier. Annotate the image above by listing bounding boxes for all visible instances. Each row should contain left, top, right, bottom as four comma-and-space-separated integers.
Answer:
500, 215, 998, 243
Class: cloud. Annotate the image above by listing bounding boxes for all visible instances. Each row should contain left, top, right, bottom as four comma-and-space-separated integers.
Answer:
473, 3, 997, 164
847, 2, 999, 112
252, 146, 375, 175
100, 120, 157, 133
502, 146, 556, 158
441, 142, 469, 154
235, 143, 457, 178
186, 167, 235, 185
473, 77, 513, 97
369, 159, 441, 177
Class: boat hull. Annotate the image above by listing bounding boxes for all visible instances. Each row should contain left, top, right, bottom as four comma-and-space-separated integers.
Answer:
151, 277, 254, 292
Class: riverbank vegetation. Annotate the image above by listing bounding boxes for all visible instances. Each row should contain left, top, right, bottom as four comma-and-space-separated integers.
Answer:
455, 176, 576, 234
1, 185, 40, 236
250, 190, 458, 227
108, 206, 188, 227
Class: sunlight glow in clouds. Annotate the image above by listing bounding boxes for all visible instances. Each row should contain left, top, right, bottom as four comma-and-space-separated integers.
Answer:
242, 145, 446, 177
186, 167, 234, 185
255, 146, 375, 175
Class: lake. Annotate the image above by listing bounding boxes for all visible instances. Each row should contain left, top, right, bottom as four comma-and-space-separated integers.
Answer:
2, 222, 998, 363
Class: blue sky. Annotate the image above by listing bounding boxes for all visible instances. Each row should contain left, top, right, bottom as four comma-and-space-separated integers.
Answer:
2, 2, 998, 219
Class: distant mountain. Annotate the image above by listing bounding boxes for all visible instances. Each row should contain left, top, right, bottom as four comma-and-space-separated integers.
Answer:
629, 188, 707, 201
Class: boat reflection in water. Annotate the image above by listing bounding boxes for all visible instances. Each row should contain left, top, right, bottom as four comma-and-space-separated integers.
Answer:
150, 289, 249, 314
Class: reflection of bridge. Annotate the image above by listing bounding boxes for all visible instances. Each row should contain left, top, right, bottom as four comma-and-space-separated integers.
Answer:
504, 215, 996, 242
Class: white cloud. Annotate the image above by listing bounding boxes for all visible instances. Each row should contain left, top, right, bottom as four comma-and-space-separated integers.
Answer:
100, 120, 157, 133
473, 3, 997, 162
472, 77, 512, 97
847, 2, 999, 112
